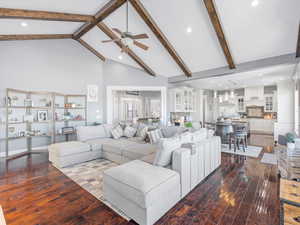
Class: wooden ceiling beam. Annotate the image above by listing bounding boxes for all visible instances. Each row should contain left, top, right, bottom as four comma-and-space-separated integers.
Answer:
97, 22, 156, 76
0, 8, 93, 22
297, 23, 300, 58
203, 0, 235, 69
129, 0, 192, 77
76, 38, 106, 61
73, 0, 127, 40
0, 34, 72, 41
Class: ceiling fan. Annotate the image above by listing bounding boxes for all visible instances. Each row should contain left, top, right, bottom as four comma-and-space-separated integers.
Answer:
101, 1, 149, 52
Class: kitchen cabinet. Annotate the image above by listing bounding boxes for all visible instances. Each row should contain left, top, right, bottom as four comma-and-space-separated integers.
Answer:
247, 118, 274, 134
245, 86, 264, 101
237, 97, 245, 112
169, 87, 196, 112
264, 91, 277, 112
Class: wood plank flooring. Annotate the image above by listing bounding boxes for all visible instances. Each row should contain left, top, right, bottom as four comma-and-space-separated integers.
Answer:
0, 134, 279, 225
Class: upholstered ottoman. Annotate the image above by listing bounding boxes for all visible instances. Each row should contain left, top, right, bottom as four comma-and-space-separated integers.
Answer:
103, 160, 181, 225
48, 141, 101, 168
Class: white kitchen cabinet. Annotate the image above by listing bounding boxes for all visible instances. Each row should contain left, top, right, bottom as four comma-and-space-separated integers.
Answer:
169, 87, 196, 112
237, 97, 245, 112
264, 91, 277, 112
248, 118, 274, 134
245, 86, 264, 101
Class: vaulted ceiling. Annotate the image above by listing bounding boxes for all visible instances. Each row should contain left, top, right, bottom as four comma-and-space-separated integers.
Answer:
0, 0, 299, 78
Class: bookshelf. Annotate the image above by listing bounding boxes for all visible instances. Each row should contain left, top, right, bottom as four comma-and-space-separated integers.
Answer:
0, 88, 87, 160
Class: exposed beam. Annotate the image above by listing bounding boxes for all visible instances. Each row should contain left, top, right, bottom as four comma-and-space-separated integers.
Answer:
76, 38, 106, 61
73, 0, 127, 40
0, 34, 72, 41
129, 0, 192, 77
169, 53, 300, 83
0, 8, 93, 22
97, 22, 156, 76
203, 0, 235, 69
297, 23, 300, 58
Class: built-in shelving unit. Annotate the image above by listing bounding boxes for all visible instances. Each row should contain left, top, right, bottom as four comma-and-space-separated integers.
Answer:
0, 88, 87, 159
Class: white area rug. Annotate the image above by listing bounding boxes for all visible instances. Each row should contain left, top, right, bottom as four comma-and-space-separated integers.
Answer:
261, 153, 277, 165
221, 144, 263, 158
55, 159, 130, 220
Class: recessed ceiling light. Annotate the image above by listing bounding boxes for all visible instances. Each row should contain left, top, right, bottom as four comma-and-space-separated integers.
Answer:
21, 22, 28, 27
118, 55, 123, 60
186, 27, 192, 34
251, 0, 259, 7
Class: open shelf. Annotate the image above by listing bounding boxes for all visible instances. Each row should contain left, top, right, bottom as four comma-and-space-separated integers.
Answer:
2, 88, 87, 158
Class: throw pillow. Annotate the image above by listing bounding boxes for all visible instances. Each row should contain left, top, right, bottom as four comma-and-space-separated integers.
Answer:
136, 124, 148, 138
191, 128, 207, 143
147, 129, 163, 144
180, 132, 192, 144
124, 126, 137, 138
111, 125, 123, 139
153, 136, 182, 167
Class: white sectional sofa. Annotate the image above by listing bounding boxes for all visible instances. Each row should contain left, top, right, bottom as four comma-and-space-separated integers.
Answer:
48, 124, 221, 225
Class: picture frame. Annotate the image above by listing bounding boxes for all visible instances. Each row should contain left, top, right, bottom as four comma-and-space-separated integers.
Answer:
87, 85, 98, 102
37, 110, 48, 121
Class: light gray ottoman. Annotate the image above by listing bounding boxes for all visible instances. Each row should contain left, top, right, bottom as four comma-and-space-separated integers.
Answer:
48, 141, 101, 168
103, 160, 181, 225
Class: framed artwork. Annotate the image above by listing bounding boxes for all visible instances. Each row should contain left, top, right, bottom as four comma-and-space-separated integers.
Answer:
37, 110, 48, 121
87, 85, 98, 102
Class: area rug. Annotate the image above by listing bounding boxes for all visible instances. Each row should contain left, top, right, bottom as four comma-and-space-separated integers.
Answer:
261, 153, 277, 165
54, 159, 130, 220
221, 144, 263, 158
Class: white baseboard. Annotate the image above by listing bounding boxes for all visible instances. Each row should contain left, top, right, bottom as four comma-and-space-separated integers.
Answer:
0, 145, 49, 158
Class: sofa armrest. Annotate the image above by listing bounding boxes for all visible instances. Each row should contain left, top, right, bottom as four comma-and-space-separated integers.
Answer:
172, 147, 191, 198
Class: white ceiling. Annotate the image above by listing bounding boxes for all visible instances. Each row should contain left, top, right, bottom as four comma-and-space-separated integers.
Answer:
183, 64, 296, 90
0, 0, 299, 77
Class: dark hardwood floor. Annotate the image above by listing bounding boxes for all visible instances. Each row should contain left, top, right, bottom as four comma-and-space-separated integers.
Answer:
0, 134, 279, 225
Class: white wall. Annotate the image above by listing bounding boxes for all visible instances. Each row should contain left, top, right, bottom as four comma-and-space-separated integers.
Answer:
0, 39, 104, 153
275, 80, 295, 140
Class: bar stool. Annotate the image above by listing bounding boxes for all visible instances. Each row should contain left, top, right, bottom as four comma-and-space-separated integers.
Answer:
232, 124, 247, 152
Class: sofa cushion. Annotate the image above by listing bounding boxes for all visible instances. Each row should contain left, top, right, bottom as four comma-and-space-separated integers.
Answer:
153, 136, 182, 167
180, 132, 192, 144
140, 153, 156, 164
85, 138, 114, 151
102, 139, 134, 155
147, 129, 163, 144
111, 125, 123, 139
103, 124, 113, 138
103, 160, 180, 209
49, 141, 91, 157
191, 128, 207, 142
77, 125, 107, 142
127, 136, 146, 144
124, 126, 137, 138
122, 143, 157, 160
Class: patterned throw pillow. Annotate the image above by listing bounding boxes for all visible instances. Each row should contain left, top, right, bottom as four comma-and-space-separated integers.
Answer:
111, 125, 123, 139
139, 126, 148, 139
124, 126, 137, 138
147, 129, 163, 144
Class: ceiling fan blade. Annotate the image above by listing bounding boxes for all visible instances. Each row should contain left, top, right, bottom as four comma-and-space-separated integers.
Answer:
133, 40, 149, 50
102, 39, 120, 43
121, 46, 129, 53
112, 28, 123, 36
130, 33, 149, 39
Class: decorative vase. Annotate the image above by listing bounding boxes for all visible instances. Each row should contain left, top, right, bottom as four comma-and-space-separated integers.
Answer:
287, 142, 295, 150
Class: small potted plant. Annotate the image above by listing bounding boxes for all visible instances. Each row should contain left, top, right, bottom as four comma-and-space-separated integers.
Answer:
286, 133, 295, 150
